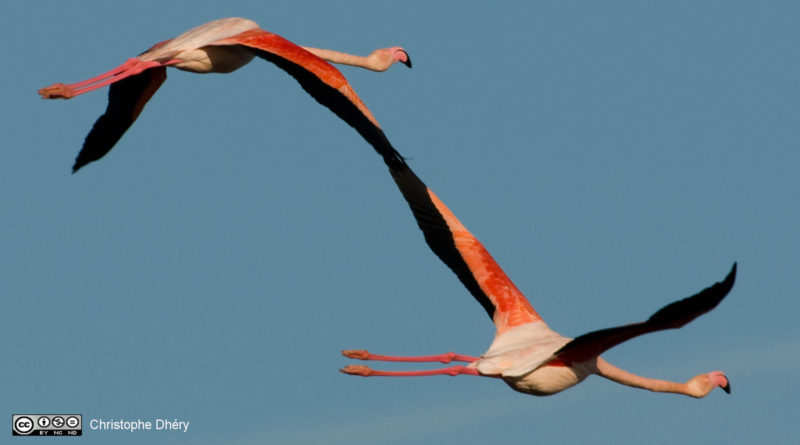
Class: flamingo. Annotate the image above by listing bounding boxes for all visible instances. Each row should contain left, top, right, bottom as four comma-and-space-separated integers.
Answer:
38, 17, 411, 173
340, 149, 736, 398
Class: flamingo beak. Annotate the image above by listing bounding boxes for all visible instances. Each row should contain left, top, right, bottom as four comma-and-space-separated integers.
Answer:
400, 50, 412, 68
721, 380, 731, 394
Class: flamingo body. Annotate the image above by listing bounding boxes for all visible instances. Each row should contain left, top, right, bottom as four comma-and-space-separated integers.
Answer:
502, 361, 592, 396
340, 118, 736, 399
139, 17, 260, 73
475, 322, 571, 377
39, 17, 410, 172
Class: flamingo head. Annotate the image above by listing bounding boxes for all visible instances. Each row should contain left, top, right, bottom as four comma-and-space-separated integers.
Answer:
687, 370, 731, 397
369, 47, 412, 71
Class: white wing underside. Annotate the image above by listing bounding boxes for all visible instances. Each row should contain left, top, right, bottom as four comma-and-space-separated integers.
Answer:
142, 17, 261, 61
476, 321, 572, 378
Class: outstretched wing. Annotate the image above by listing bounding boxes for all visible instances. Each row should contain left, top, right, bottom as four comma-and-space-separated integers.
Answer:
214, 30, 405, 168
225, 30, 540, 332
553, 263, 736, 364
74, 67, 166, 173
384, 159, 544, 333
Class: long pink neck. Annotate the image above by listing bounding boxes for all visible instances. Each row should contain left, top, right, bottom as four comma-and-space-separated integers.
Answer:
595, 358, 688, 394
302, 47, 379, 71
593, 357, 729, 397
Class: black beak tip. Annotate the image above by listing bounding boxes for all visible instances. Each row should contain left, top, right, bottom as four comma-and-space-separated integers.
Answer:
722, 382, 731, 394
401, 51, 412, 68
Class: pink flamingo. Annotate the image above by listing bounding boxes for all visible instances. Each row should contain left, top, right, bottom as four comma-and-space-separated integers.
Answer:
38, 17, 410, 173
341, 153, 736, 398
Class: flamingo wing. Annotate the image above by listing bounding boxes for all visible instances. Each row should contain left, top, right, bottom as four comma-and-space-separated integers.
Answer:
73, 66, 166, 173
218, 30, 540, 332
381, 158, 544, 333
553, 263, 736, 364
214, 30, 404, 167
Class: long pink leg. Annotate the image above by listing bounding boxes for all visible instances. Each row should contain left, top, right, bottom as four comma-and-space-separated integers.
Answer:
341, 364, 483, 377
342, 349, 479, 363
38, 58, 178, 99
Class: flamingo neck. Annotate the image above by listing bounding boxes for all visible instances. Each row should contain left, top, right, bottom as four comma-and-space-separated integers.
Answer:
594, 357, 688, 395
302, 47, 381, 71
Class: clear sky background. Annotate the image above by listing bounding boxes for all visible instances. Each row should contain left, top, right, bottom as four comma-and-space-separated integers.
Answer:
3, 1, 798, 444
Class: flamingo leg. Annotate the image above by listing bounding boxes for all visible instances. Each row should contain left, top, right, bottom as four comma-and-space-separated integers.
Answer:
38, 58, 179, 99
342, 349, 479, 363
341, 364, 483, 377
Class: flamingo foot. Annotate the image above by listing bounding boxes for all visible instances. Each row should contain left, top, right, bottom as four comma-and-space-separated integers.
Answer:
38, 83, 76, 99
341, 365, 373, 376
342, 349, 370, 360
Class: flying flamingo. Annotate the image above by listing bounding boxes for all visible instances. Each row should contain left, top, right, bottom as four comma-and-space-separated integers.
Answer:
340, 151, 736, 398
38, 17, 411, 173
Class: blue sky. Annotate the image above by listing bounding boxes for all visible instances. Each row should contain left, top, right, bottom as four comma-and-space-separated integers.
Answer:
3, 1, 798, 443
